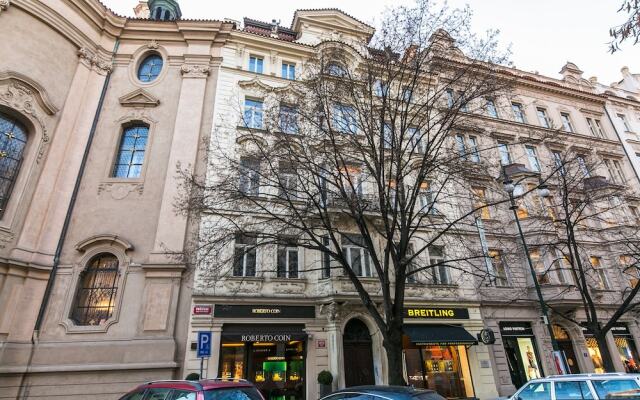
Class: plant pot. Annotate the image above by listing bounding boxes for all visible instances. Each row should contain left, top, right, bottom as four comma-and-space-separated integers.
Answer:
320, 383, 332, 398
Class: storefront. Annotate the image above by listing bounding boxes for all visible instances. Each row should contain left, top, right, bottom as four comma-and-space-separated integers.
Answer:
552, 324, 580, 374
581, 324, 605, 373
214, 304, 315, 400
403, 307, 478, 399
612, 323, 640, 373
499, 322, 544, 389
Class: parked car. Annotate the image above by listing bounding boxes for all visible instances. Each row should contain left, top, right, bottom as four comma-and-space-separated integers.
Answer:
118, 379, 265, 400
319, 385, 445, 400
508, 373, 640, 400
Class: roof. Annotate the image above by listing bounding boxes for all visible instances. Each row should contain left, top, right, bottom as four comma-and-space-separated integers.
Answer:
330, 386, 439, 399
291, 8, 374, 30
243, 18, 297, 42
133, 379, 255, 392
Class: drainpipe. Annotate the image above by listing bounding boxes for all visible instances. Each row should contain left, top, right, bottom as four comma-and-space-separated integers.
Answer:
17, 39, 120, 399
604, 107, 640, 186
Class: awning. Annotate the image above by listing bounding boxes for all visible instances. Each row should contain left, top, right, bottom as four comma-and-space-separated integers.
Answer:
222, 324, 307, 342
404, 324, 478, 346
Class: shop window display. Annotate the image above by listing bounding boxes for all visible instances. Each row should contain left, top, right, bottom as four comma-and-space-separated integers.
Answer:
585, 337, 605, 374
499, 322, 544, 389
403, 336, 474, 398
220, 340, 305, 400
612, 324, 640, 373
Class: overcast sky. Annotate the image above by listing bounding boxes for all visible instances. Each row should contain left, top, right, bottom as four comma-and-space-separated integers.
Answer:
105, 0, 639, 85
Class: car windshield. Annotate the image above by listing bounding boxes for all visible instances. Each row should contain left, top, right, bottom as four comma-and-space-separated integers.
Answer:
591, 379, 640, 398
204, 387, 263, 400
516, 381, 551, 400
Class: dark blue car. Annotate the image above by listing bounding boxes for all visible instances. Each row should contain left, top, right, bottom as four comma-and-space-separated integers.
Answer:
319, 386, 446, 400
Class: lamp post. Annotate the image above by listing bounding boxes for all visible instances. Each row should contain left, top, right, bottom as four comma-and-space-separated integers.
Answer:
502, 169, 568, 375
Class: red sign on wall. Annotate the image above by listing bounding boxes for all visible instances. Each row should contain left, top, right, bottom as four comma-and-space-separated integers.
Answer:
193, 305, 212, 315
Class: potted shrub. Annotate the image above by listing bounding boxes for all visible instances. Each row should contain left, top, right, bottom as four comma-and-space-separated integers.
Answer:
317, 370, 333, 397
185, 372, 200, 381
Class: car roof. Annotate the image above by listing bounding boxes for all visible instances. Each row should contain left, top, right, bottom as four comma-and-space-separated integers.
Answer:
328, 386, 438, 399
136, 379, 255, 392
525, 373, 640, 383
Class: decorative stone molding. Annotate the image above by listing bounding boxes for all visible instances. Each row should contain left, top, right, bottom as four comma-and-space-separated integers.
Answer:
75, 234, 134, 253
180, 64, 210, 78
119, 88, 160, 108
272, 280, 306, 294
0, 231, 15, 249
98, 182, 144, 199
77, 47, 113, 75
147, 39, 159, 49
0, 0, 10, 14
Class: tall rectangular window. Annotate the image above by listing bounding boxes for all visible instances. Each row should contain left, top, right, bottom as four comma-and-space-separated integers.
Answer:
536, 107, 550, 128
374, 80, 388, 97
586, 118, 598, 136
473, 186, 491, 220
618, 113, 632, 131
279, 105, 298, 134
277, 238, 299, 278
455, 134, 466, 158
243, 99, 264, 129
418, 181, 437, 215
530, 249, 550, 285
233, 233, 257, 277
402, 86, 413, 103
239, 157, 260, 195
576, 155, 590, 177
428, 246, 450, 285
383, 123, 393, 149
468, 136, 480, 162
321, 237, 331, 279
486, 99, 498, 118
332, 104, 357, 134
408, 127, 424, 154
248, 55, 264, 73
456, 135, 479, 162
590, 256, 610, 289
498, 142, 512, 166
552, 151, 565, 175
560, 112, 574, 132
525, 146, 541, 172
446, 89, 455, 108
488, 249, 509, 286
112, 124, 149, 178
594, 119, 606, 138
511, 102, 526, 123
281, 62, 295, 80
342, 234, 373, 277
605, 159, 626, 184
554, 251, 573, 285
278, 163, 298, 199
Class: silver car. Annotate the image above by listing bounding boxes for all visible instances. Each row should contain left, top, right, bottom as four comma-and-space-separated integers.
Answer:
509, 373, 640, 400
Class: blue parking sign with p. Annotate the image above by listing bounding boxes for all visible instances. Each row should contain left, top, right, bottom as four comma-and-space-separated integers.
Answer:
197, 331, 212, 358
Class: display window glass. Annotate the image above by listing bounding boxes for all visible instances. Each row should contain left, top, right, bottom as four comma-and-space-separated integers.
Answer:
614, 336, 640, 373
585, 337, 605, 374
403, 336, 474, 398
220, 340, 305, 400
499, 322, 544, 389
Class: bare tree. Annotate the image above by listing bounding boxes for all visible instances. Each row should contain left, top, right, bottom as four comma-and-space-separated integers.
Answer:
610, 0, 640, 52
522, 150, 640, 372
178, 0, 512, 385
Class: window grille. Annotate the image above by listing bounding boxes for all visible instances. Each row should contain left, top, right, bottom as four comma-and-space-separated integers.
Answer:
71, 254, 119, 326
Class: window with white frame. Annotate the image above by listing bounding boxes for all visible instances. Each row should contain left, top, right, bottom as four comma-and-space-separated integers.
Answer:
248, 55, 264, 74
402, 86, 413, 103
279, 104, 299, 134
428, 246, 450, 285
446, 88, 455, 108
406, 243, 419, 284
341, 234, 373, 277
488, 249, 509, 286
455, 134, 480, 162
497, 142, 512, 166
486, 99, 499, 118
620, 255, 639, 288
243, 99, 264, 129
525, 145, 542, 172
278, 163, 298, 199
576, 155, 591, 177
618, 113, 632, 131
374, 80, 389, 97
321, 237, 331, 279
281, 62, 295, 80
560, 112, 574, 132
239, 157, 260, 195
594, 118, 606, 138
339, 165, 364, 198
553, 251, 574, 285
530, 249, 550, 285
332, 104, 358, 134
512, 102, 526, 123
628, 205, 640, 225
472, 186, 491, 219
233, 234, 257, 277
408, 127, 425, 154
536, 107, 550, 128
418, 181, 438, 215
383, 123, 393, 149
277, 237, 299, 278
590, 256, 611, 289
604, 159, 626, 184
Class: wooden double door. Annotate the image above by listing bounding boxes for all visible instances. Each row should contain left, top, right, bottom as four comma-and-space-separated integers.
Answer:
343, 319, 375, 387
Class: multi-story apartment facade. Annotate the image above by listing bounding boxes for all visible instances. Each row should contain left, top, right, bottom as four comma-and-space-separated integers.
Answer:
0, 0, 233, 398
182, 12, 640, 400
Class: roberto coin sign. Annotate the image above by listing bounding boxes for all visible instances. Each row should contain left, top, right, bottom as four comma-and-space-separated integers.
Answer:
404, 307, 470, 319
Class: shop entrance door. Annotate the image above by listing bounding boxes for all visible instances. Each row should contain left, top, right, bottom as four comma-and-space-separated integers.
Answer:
343, 319, 375, 387
499, 322, 543, 390
553, 325, 580, 374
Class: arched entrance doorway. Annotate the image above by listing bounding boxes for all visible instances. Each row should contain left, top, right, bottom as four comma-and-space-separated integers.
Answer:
343, 318, 375, 387
553, 324, 581, 374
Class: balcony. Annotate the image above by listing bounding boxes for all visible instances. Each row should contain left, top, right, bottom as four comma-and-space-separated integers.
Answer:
583, 175, 612, 190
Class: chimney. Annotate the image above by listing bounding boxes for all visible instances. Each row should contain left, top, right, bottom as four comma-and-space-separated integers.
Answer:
133, 0, 150, 18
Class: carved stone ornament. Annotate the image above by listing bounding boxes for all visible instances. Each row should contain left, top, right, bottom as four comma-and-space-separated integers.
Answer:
0, 0, 10, 14
77, 47, 113, 75
147, 40, 159, 49
98, 182, 144, 200
119, 88, 160, 108
180, 64, 210, 78
0, 82, 50, 163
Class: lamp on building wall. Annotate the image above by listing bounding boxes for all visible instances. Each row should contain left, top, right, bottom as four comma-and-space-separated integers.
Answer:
502, 168, 568, 375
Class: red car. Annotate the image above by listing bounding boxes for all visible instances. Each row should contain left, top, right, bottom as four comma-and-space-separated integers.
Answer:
119, 379, 265, 400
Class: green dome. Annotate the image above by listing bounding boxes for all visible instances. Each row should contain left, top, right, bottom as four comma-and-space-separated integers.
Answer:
148, 0, 181, 21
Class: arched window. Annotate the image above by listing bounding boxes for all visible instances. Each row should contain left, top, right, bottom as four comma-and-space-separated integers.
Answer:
0, 112, 28, 217
326, 62, 347, 77
112, 124, 149, 178
154, 7, 162, 20
71, 254, 119, 326
163, 9, 171, 20
137, 54, 163, 83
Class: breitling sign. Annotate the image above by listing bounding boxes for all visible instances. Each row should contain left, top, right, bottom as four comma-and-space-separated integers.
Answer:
404, 307, 470, 319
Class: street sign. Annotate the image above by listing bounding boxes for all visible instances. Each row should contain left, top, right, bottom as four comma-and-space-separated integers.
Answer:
197, 331, 212, 358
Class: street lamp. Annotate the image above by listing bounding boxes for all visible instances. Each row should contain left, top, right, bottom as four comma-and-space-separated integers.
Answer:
502, 169, 568, 375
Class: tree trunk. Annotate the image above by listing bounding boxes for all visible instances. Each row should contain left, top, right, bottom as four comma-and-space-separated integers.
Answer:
594, 332, 617, 372
383, 329, 407, 386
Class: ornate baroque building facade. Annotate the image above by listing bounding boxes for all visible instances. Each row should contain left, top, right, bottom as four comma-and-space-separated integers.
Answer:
1, 1, 640, 400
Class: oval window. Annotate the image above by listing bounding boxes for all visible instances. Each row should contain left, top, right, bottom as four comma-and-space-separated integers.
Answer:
137, 54, 163, 83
